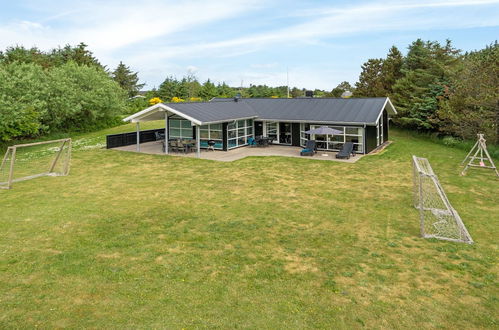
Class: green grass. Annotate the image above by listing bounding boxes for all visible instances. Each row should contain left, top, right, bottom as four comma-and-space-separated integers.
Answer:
0, 126, 497, 328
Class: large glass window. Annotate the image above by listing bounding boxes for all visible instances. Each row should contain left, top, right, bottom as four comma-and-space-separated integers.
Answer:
199, 123, 223, 149
169, 118, 193, 139
300, 124, 364, 153
227, 119, 254, 149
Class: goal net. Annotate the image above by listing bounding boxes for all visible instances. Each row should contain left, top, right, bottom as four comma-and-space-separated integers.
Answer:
412, 155, 473, 244
0, 138, 71, 189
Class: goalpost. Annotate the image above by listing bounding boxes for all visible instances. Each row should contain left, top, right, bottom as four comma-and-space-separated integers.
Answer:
0, 138, 71, 190
412, 155, 473, 244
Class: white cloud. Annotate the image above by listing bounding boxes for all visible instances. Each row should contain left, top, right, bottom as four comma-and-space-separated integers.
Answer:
125, 0, 499, 65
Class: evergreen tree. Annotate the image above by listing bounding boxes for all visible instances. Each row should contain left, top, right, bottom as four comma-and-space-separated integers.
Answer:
199, 79, 218, 100
392, 39, 460, 130
438, 42, 499, 143
380, 46, 404, 95
354, 58, 385, 97
111, 61, 144, 98
329, 81, 354, 97
157, 76, 179, 100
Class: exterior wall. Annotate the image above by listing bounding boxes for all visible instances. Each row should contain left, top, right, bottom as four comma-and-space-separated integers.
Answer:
383, 109, 389, 141
365, 125, 377, 153
291, 123, 301, 146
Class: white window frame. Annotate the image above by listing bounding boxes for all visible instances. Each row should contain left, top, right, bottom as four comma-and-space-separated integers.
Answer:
169, 118, 193, 139
200, 123, 223, 150
227, 119, 254, 149
300, 124, 364, 153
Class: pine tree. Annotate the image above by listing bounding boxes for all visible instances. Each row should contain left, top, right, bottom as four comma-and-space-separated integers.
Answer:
392, 39, 460, 130
354, 58, 385, 97
199, 79, 218, 100
380, 46, 404, 95
111, 61, 144, 98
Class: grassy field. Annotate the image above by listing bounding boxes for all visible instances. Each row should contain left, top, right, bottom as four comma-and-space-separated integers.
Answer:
0, 124, 497, 329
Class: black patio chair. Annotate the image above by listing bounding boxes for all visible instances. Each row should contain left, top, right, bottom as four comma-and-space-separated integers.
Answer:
300, 140, 316, 156
335, 142, 354, 159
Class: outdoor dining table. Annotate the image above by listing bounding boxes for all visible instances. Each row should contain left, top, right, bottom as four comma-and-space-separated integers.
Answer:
255, 136, 273, 147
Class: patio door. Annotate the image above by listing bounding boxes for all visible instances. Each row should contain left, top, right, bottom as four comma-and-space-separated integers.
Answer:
266, 122, 278, 142
279, 122, 292, 145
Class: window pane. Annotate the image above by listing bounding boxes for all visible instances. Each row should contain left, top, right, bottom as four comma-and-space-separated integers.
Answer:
181, 120, 192, 128
238, 137, 246, 145
228, 122, 236, 130
247, 126, 253, 135
345, 127, 361, 135
170, 120, 180, 128
200, 130, 209, 139
332, 135, 344, 142
210, 130, 222, 139
200, 125, 209, 130
182, 131, 193, 139
228, 130, 236, 139
346, 136, 360, 143
247, 119, 253, 126
238, 128, 245, 136
228, 139, 237, 148
210, 123, 222, 130
237, 120, 245, 127
170, 128, 181, 137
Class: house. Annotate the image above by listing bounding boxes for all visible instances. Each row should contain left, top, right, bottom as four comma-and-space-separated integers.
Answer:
120, 97, 396, 157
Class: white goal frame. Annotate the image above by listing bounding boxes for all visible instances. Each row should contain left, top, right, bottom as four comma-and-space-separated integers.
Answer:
0, 138, 71, 190
412, 155, 473, 244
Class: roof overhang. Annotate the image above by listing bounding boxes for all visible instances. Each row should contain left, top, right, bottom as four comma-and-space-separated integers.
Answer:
122, 103, 203, 125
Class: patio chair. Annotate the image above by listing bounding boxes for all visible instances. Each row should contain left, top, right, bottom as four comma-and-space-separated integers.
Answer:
335, 142, 354, 159
177, 140, 187, 153
248, 137, 257, 147
169, 140, 178, 153
300, 140, 316, 156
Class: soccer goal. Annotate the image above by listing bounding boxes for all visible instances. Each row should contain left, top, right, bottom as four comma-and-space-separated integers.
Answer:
0, 138, 71, 190
412, 155, 473, 244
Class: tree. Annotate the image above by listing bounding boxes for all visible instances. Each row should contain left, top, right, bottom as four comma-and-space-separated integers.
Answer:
380, 46, 404, 95
158, 76, 179, 100
329, 81, 354, 97
392, 39, 460, 130
199, 79, 218, 100
354, 58, 385, 97
111, 61, 144, 98
438, 42, 499, 143
0, 62, 47, 140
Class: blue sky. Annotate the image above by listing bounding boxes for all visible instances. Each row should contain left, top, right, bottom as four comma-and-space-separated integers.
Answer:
0, 0, 498, 90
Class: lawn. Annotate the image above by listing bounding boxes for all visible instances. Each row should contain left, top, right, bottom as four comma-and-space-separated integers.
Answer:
0, 124, 497, 328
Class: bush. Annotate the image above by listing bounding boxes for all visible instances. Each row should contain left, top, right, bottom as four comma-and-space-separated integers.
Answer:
0, 61, 126, 141
0, 62, 48, 140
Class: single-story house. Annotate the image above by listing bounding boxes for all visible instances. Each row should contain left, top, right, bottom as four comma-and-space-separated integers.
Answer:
121, 97, 396, 157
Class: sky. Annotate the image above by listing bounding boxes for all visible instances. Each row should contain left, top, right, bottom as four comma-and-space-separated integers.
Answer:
0, 0, 498, 90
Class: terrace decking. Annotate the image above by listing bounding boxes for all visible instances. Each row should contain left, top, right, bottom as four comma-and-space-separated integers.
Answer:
111, 141, 363, 163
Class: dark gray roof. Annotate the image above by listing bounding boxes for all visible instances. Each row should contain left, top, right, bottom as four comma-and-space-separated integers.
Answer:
237, 98, 390, 124
125, 97, 395, 125
162, 100, 257, 123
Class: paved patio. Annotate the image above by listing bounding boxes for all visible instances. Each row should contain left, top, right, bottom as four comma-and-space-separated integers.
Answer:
111, 141, 363, 163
